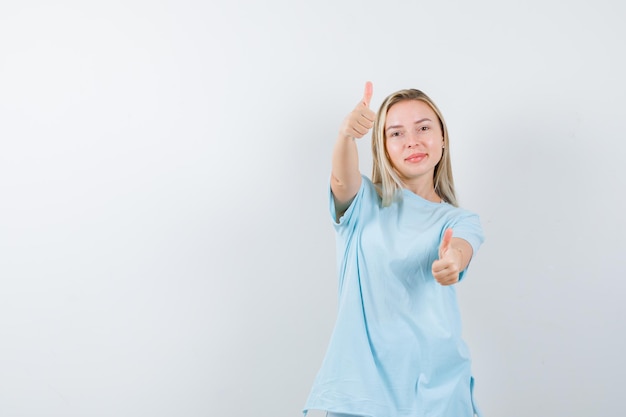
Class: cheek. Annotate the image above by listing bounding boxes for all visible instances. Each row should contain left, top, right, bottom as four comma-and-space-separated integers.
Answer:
433, 137, 445, 161
385, 140, 402, 157
427, 135, 444, 150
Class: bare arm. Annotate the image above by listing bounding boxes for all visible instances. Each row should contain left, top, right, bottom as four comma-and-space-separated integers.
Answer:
331, 82, 376, 218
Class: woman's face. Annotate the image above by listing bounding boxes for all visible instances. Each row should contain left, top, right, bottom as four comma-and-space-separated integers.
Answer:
384, 99, 444, 187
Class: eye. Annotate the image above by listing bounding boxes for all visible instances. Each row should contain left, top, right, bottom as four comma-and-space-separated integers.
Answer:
389, 131, 402, 137
419, 126, 430, 131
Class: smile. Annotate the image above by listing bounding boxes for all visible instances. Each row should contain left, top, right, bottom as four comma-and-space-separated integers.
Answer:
405, 153, 426, 163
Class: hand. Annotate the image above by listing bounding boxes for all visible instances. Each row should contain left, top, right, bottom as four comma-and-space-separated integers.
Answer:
432, 228, 463, 286
338, 81, 376, 139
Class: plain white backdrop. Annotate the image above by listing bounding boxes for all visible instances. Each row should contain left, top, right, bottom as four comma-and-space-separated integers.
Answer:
1, 0, 625, 416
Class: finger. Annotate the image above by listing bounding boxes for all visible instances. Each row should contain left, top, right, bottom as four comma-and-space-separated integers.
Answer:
432, 259, 442, 274
438, 276, 458, 286
362, 81, 373, 107
356, 117, 374, 130
432, 258, 451, 274
346, 110, 374, 132
360, 107, 376, 122
432, 261, 459, 285
352, 108, 375, 124
350, 125, 368, 137
439, 228, 453, 257
433, 259, 459, 274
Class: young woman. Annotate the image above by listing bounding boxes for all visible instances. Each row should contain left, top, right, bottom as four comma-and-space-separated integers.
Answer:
303, 82, 485, 417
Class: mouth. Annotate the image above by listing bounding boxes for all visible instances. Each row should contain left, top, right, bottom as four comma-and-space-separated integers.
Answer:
405, 153, 427, 163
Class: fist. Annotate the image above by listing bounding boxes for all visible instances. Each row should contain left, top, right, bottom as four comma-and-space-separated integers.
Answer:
432, 228, 462, 286
339, 81, 376, 139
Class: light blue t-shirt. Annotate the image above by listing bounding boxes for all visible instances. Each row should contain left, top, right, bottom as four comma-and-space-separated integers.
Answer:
303, 176, 485, 417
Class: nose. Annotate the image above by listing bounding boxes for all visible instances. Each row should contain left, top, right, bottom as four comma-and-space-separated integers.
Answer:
406, 131, 420, 148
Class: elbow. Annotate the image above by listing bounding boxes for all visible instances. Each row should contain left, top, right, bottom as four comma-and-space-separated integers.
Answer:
331, 174, 360, 205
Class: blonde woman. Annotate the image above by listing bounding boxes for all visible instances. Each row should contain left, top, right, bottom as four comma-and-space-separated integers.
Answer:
303, 82, 485, 417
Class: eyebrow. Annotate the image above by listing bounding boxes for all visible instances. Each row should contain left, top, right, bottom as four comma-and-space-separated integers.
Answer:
386, 118, 433, 132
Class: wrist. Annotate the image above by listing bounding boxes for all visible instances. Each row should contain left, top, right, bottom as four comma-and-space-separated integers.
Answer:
337, 132, 355, 141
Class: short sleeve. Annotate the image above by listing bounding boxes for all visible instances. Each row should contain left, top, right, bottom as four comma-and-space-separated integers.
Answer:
448, 211, 484, 281
450, 212, 484, 254
328, 176, 378, 233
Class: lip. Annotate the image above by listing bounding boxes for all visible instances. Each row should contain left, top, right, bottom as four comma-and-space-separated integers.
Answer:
405, 153, 427, 163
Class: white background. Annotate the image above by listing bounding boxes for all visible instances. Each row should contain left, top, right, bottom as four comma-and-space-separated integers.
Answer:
1, 0, 625, 416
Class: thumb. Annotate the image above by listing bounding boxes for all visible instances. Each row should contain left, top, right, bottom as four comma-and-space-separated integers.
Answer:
439, 228, 453, 258
362, 81, 373, 107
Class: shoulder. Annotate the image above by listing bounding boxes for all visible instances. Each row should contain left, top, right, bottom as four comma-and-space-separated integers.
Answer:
444, 203, 479, 218
330, 175, 381, 228
347, 175, 380, 206
361, 176, 380, 196
439, 203, 482, 228
441, 204, 485, 249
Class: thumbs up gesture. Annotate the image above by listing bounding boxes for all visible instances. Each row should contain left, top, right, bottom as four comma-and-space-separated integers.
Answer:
339, 81, 376, 140
432, 228, 465, 286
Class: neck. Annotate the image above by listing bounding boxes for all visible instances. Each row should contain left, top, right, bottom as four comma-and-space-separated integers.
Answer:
404, 179, 440, 203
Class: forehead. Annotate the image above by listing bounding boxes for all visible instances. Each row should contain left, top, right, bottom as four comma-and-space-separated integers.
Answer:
385, 99, 437, 126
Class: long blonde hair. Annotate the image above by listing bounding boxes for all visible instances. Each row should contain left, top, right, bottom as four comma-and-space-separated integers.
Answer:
371, 89, 458, 207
